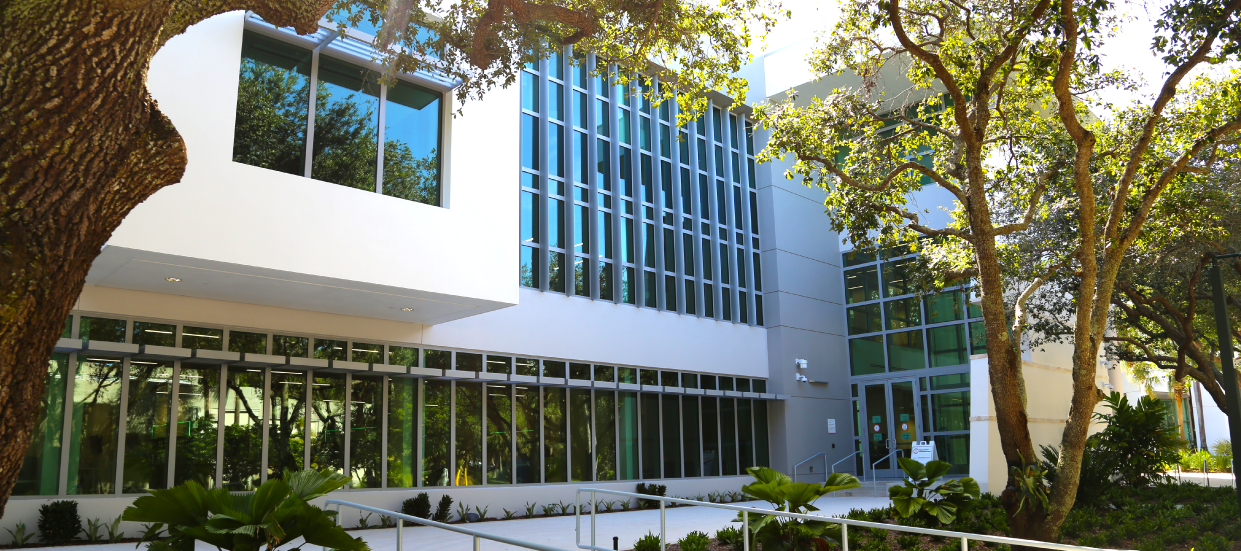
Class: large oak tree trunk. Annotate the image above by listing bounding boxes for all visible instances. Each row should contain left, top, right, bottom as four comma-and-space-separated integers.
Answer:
0, 0, 329, 517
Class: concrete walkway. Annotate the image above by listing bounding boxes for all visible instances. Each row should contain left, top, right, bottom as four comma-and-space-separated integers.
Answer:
1169, 471, 1236, 488
31, 495, 893, 551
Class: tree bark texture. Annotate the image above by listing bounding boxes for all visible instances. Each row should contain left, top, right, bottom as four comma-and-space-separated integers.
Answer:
0, 0, 331, 517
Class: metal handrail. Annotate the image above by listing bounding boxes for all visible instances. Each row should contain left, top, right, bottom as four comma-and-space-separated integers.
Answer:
326, 499, 572, 551
831, 450, 862, 473
871, 448, 903, 497
573, 488, 1134, 551
793, 452, 828, 482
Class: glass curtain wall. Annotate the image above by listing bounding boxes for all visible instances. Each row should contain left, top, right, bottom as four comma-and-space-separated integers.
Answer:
455, 382, 482, 486
544, 388, 568, 482
639, 394, 660, 479
569, 389, 592, 481
595, 391, 616, 481
14, 354, 67, 496
174, 364, 221, 488
269, 371, 306, 480
224, 367, 264, 489
350, 375, 383, 488
423, 380, 450, 486
69, 357, 122, 495
387, 377, 417, 487
515, 385, 541, 483
486, 384, 513, 484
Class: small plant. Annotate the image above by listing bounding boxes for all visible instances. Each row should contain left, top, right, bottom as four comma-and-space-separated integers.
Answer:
403, 492, 432, 519
455, 501, 471, 522
678, 530, 710, 551
558, 500, 573, 515
739, 466, 861, 550
1211, 439, 1233, 472
84, 517, 103, 543
618, 499, 633, 511
5, 521, 35, 548
380, 515, 396, 528
475, 505, 490, 520
104, 515, 124, 543
694, 494, 706, 502
889, 457, 981, 525
708, 491, 720, 503
636, 482, 667, 509
139, 523, 165, 541
716, 526, 745, 550
38, 500, 82, 545
541, 504, 558, 516
524, 501, 538, 518
729, 491, 744, 502
897, 532, 921, 549
633, 531, 662, 551
433, 494, 454, 522
502, 508, 518, 520
1196, 533, 1231, 551
357, 512, 373, 529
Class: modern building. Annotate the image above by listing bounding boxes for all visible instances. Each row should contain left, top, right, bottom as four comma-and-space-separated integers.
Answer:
3, 10, 1121, 536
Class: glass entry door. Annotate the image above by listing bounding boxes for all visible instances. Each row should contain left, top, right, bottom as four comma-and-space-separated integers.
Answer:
861, 379, 921, 479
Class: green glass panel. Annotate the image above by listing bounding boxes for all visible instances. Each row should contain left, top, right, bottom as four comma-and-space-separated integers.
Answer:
701, 375, 717, 390
970, 321, 988, 354
69, 357, 122, 494
515, 358, 538, 377
383, 79, 442, 206
738, 399, 754, 471
640, 369, 658, 386
882, 259, 913, 298
350, 342, 382, 364
884, 297, 922, 329
887, 330, 927, 371
349, 375, 382, 488
544, 387, 567, 482
310, 56, 380, 192
719, 377, 734, 391
595, 391, 617, 481
543, 360, 566, 379
930, 373, 970, 391
389, 346, 419, 367
847, 304, 882, 335
14, 353, 67, 495
124, 360, 173, 493
456, 352, 483, 372
618, 367, 637, 384
570, 389, 592, 481
754, 401, 770, 468
662, 395, 681, 478
721, 398, 737, 476
931, 392, 970, 432
182, 326, 224, 351
268, 371, 306, 479
661, 371, 680, 387
425, 349, 450, 370
422, 380, 450, 486
133, 321, 175, 346
80, 316, 126, 343
386, 378, 417, 488
223, 367, 264, 490
455, 382, 482, 486
640, 393, 661, 479
570, 363, 590, 381
682, 374, 699, 389
228, 331, 267, 355
618, 392, 638, 480
933, 434, 970, 475
233, 31, 311, 176
515, 384, 541, 483
486, 384, 512, 484
682, 396, 701, 476
594, 365, 615, 382
929, 324, 968, 367
174, 365, 220, 488
309, 372, 346, 476
702, 397, 720, 476
486, 355, 512, 374
274, 335, 309, 358
925, 291, 964, 323
63, 317, 72, 338
313, 339, 346, 361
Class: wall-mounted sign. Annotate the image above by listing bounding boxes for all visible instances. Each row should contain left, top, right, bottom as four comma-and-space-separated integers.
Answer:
828, 419, 837, 434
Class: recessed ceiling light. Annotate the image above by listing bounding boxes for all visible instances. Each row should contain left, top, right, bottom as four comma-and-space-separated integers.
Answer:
401, 307, 414, 312
165, 277, 182, 282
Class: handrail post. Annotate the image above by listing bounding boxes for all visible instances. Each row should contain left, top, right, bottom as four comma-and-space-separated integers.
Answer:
742, 510, 749, 551
591, 490, 597, 548
397, 516, 403, 551
960, 536, 967, 551
841, 523, 849, 551
576, 492, 582, 546
659, 500, 666, 551
474, 535, 481, 551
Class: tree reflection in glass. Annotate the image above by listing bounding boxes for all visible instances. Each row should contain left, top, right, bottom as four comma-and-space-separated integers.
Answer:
386, 378, 417, 488
423, 380, 450, 486
486, 384, 512, 484
232, 31, 311, 176
455, 382, 482, 485
515, 385, 540, 483
267, 371, 305, 480
69, 357, 122, 495
310, 373, 345, 476
223, 367, 264, 490
174, 365, 221, 488
349, 375, 382, 488
383, 81, 440, 206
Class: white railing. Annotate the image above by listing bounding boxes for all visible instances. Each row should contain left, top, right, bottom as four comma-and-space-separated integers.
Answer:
326, 499, 572, 551
573, 488, 1135, 551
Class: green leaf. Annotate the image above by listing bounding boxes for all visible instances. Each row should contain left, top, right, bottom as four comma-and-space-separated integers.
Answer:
897, 457, 928, 481
924, 460, 953, 481
822, 472, 862, 493
747, 466, 792, 486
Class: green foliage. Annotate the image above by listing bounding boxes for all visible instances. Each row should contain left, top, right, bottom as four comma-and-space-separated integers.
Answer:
37, 500, 81, 545
633, 531, 662, 551
1211, 440, 1233, 472
714, 526, 745, 550
475, 505, 490, 520
433, 494, 454, 522
523, 501, 537, 517
636, 482, 667, 509
357, 512, 373, 529
1040, 441, 1112, 507
122, 468, 368, 551
502, 508, 518, 520
84, 517, 103, 543
678, 530, 710, 551
5, 521, 35, 547
379, 515, 395, 529
105, 515, 124, 543
455, 501, 471, 522
738, 466, 861, 551
1179, 447, 1213, 472
1007, 458, 1049, 515
618, 499, 633, 511
1094, 392, 1185, 487
402, 492, 432, 519
889, 458, 981, 525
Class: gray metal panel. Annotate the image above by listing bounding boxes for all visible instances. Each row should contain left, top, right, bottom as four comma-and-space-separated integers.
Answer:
328, 360, 370, 371
592, 381, 618, 389
136, 344, 192, 361
234, 353, 286, 367
619, 383, 641, 391
704, 389, 723, 396
477, 372, 508, 382
439, 369, 478, 379
409, 366, 443, 377
640, 384, 662, 393
683, 388, 705, 395
187, 349, 240, 364
82, 340, 140, 356
371, 363, 407, 374
54, 338, 82, 353
743, 392, 760, 398
566, 378, 592, 387
288, 356, 330, 370
662, 386, 684, 394
510, 374, 538, 383
538, 376, 566, 386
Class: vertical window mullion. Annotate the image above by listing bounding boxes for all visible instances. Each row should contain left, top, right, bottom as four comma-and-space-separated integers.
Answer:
375, 84, 387, 194
344, 373, 353, 486
166, 362, 180, 488
114, 358, 131, 495
215, 365, 226, 489
380, 375, 389, 488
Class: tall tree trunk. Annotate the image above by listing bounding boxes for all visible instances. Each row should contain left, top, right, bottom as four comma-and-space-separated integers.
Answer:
0, 0, 330, 517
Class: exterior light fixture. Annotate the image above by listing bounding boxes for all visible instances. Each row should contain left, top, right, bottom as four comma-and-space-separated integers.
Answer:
165, 277, 181, 282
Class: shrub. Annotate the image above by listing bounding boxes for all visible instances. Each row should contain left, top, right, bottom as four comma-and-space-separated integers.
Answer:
636, 483, 667, 509
1041, 442, 1111, 507
1093, 392, 1184, 487
678, 531, 710, 551
1178, 448, 1212, 472
889, 458, 980, 525
715, 526, 744, 549
633, 531, 662, 551
739, 466, 861, 550
1211, 439, 1233, 472
433, 494, 454, 522
1196, 533, 1231, 551
402, 492, 432, 519
37, 500, 81, 545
